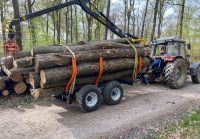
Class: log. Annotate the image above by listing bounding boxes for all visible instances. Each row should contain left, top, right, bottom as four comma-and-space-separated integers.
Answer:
29, 72, 40, 89
40, 70, 133, 89
79, 38, 136, 45
0, 56, 14, 69
30, 87, 64, 100
15, 51, 31, 59
31, 42, 140, 56
2, 65, 23, 82
13, 57, 34, 69
0, 76, 6, 91
2, 89, 10, 97
40, 57, 149, 85
14, 82, 27, 95
34, 48, 145, 72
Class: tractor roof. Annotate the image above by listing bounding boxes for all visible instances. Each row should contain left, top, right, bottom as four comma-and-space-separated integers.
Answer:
152, 37, 186, 45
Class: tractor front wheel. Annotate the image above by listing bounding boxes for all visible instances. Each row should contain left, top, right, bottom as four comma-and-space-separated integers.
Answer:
191, 65, 200, 84
164, 58, 187, 89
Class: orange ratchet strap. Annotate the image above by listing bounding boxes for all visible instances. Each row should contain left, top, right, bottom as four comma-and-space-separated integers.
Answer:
61, 45, 77, 94
65, 56, 77, 92
135, 57, 143, 76
95, 54, 103, 86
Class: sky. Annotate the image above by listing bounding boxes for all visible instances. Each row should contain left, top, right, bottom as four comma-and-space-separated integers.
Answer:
111, 0, 117, 3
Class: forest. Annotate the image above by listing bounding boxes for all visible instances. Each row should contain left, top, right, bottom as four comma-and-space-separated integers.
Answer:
0, 0, 199, 61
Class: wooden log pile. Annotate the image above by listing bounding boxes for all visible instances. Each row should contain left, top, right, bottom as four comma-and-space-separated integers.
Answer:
0, 38, 150, 99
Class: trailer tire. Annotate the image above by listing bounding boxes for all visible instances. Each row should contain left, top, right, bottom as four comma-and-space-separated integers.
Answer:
191, 65, 200, 84
103, 81, 123, 105
164, 58, 187, 89
76, 85, 101, 112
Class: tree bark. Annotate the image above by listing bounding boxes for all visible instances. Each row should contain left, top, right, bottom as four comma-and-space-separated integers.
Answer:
150, 0, 159, 41
0, 56, 14, 69
40, 57, 149, 84
179, 0, 185, 39
0, 76, 6, 91
104, 0, 111, 40
29, 72, 40, 89
141, 0, 149, 38
34, 48, 144, 72
13, 57, 34, 69
12, 0, 23, 50
40, 70, 133, 89
15, 51, 31, 59
14, 82, 27, 95
0, 0, 6, 43
31, 42, 134, 56
27, 0, 36, 45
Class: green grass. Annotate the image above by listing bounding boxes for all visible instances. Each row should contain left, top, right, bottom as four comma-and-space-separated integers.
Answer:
155, 110, 200, 139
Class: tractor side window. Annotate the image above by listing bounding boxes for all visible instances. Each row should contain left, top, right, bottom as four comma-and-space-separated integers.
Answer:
179, 43, 185, 57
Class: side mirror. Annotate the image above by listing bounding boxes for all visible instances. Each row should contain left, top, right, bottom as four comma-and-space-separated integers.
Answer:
186, 44, 191, 50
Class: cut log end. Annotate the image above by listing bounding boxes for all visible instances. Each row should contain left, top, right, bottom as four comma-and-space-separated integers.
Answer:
14, 82, 27, 95
2, 89, 10, 97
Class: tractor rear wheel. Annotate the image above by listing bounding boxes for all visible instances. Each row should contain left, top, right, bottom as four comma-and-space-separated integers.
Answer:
164, 58, 187, 89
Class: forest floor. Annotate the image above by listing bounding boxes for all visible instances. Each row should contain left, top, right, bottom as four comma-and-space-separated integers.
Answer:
0, 78, 200, 139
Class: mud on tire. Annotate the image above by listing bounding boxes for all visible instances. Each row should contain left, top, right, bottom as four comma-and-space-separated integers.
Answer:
164, 58, 187, 89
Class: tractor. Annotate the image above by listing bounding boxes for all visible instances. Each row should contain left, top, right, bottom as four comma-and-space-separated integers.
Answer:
147, 37, 200, 89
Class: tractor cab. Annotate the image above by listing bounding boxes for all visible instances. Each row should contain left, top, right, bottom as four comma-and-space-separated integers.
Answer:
150, 37, 190, 62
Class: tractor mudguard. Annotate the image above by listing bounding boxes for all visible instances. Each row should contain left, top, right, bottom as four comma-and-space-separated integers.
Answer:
190, 62, 200, 75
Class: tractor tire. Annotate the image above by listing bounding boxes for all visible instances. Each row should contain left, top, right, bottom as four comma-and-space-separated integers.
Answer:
164, 58, 187, 89
191, 65, 200, 84
103, 81, 123, 105
76, 85, 101, 112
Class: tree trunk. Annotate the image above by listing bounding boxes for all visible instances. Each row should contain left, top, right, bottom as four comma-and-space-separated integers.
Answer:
150, 0, 159, 41
27, 0, 36, 45
34, 48, 144, 72
104, 0, 111, 40
15, 51, 31, 59
29, 72, 40, 89
14, 82, 27, 95
0, 76, 6, 91
31, 42, 134, 56
0, 56, 14, 69
65, 0, 69, 44
40, 57, 149, 84
124, 0, 127, 32
70, 6, 73, 43
179, 0, 185, 39
74, 5, 79, 42
141, 0, 149, 38
13, 57, 34, 69
40, 70, 133, 89
12, 0, 23, 50
0, 0, 6, 43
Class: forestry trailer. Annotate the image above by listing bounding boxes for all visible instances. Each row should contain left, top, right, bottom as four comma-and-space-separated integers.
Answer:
4, 0, 148, 112
147, 37, 200, 89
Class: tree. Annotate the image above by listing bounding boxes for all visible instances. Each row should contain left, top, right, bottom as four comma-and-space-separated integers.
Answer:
141, 0, 149, 38
12, 0, 23, 50
178, 0, 185, 39
150, 0, 159, 41
104, 0, 111, 40
27, 0, 36, 45
0, 0, 6, 43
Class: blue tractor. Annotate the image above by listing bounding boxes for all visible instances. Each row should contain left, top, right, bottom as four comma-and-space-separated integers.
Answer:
147, 37, 200, 89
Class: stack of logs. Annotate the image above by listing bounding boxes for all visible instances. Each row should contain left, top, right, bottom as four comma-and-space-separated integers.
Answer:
0, 38, 149, 99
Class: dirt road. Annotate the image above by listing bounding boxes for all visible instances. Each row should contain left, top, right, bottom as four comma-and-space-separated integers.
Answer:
0, 80, 200, 139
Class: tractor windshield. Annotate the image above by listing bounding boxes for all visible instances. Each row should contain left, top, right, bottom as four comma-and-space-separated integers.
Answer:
151, 42, 185, 57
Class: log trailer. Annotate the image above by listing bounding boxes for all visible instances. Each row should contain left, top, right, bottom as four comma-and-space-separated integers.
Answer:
147, 37, 200, 89
4, 0, 148, 112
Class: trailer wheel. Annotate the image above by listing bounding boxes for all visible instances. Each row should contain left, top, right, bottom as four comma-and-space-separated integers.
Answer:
76, 85, 101, 112
191, 65, 200, 84
103, 81, 123, 105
